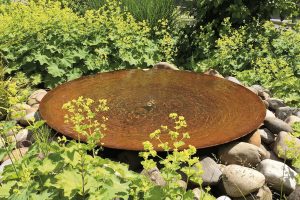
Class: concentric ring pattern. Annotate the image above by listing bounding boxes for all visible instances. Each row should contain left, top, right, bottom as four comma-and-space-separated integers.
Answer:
39, 69, 266, 150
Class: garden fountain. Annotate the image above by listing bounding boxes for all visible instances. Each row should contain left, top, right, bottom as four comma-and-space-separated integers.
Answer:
39, 69, 266, 150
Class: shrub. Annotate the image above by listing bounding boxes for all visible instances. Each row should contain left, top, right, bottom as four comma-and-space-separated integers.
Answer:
0, 0, 176, 88
197, 20, 300, 106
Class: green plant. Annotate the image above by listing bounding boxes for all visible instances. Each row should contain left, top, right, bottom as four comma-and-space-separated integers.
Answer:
0, 97, 146, 199
0, 0, 176, 88
196, 20, 300, 106
140, 113, 215, 200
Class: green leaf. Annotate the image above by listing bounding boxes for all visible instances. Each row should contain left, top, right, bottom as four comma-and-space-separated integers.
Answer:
47, 63, 65, 77
54, 169, 82, 197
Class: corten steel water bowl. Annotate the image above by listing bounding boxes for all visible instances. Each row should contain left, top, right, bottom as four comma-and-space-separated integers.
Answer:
39, 69, 266, 151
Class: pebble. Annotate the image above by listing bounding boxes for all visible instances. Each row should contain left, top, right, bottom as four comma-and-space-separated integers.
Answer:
265, 110, 275, 119
218, 142, 266, 167
288, 186, 300, 200
203, 69, 224, 78
232, 185, 272, 200
27, 89, 47, 106
246, 130, 261, 147
258, 129, 275, 144
0, 159, 12, 174
222, 164, 265, 198
266, 98, 285, 110
273, 131, 300, 160
264, 117, 293, 134
198, 156, 222, 186
153, 62, 179, 70
141, 167, 166, 186
217, 196, 231, 200
285, 115, 300, 126
257, 159, 297, 194
275, 106, 300, 121
19, 107, 40, 126
225, 76, 242, 85
2, 147, 29, 162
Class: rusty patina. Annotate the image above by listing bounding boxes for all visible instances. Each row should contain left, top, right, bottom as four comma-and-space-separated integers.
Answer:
39, 69, 266, 150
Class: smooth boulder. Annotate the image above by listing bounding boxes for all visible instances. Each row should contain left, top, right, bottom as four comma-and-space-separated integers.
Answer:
222, 165, 265, 198
257, 159, 297, 194
218, 142, 266, 167
273, 131, 300, 160
264, 117, 292, 134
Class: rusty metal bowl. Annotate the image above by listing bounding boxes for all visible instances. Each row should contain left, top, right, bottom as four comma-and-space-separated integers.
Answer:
39, 69, 266, 151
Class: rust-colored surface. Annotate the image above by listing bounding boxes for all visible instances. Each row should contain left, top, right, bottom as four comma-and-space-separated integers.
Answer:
39, 69, 266, 151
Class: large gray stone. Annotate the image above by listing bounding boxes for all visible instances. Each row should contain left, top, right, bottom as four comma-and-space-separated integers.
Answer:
198, 156, 222, 186
222, 165, 265, 198
273, 131, 300, 160
264, 117, 293, 134
232, 185, 272, 200
257, 159, 297, 194
275, 107, 300, 121
266, 98, 285, 110
218, 142, 266, 167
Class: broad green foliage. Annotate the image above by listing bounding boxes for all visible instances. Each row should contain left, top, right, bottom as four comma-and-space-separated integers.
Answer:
0, 0, 176, 88
197, 20, 300, 106
140, 113, 215, 200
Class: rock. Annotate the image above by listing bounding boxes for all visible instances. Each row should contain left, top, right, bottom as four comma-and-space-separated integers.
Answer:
218, 142, 266, 167
259, 144, 271, 160
264, 117, 293, 134
276, 107, 300, 121
217, 196, 232, 200
265, 110, 275, 119
117, 151, 141, 171
222, 165, 265, 198
198, 156, 222, 186
204, 69, 224, 78
15, 129, 33, 148
27, 89, 47, 106
218, 164, 226, 173
258, 129, 275, 144
288, 186, 300, 200
2, 147, 29, 162
0, 159, 12, 174
15, 129, 32, 143
266, 98, 285, 110
153, 62, 179, 70
256, 185, 273, 200
273, 131, 300, 160
251, 85, 265, 96
225, 76, 241, 85
232, 185, 272, 200
262, 100, 269, 108
285, 115, 300, 126
257, 159, 297, 194
10, 103, 31, 121
246, 131, 261, 147
141, 167, 165, 186
19, 107, 40, 126
177, 180, 187, 189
